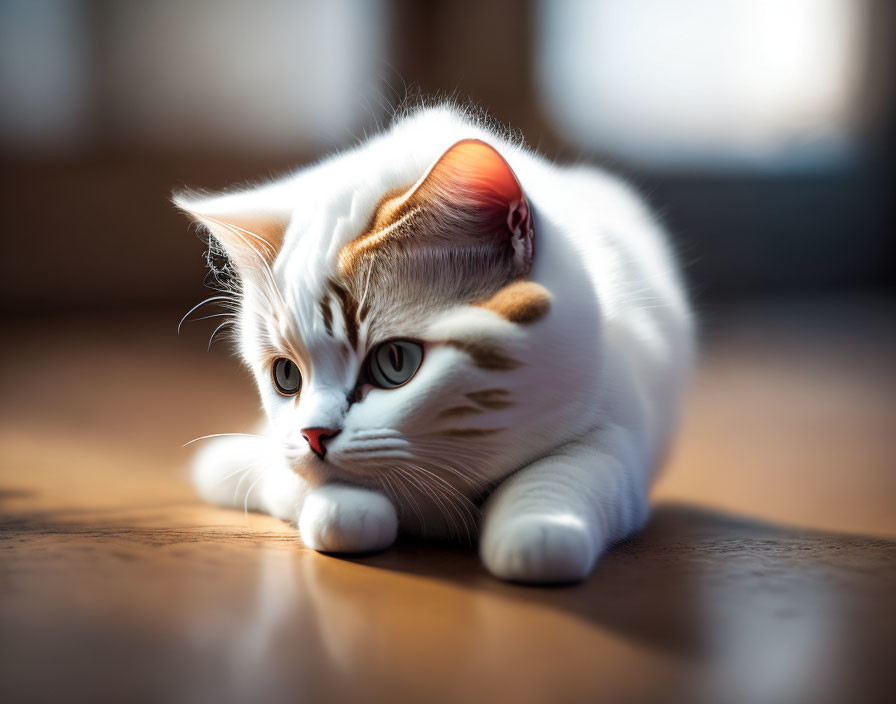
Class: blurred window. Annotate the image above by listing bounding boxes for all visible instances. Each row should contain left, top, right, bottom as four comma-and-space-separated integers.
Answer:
0, 0, 90, 153
535, 0, 866, 171
0, 0, 387, 154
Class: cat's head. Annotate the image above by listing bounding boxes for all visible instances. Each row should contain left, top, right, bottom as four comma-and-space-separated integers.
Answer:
177, 135, 552, 529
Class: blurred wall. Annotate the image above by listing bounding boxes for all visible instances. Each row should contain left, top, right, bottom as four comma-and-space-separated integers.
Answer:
1, 0, 892, 315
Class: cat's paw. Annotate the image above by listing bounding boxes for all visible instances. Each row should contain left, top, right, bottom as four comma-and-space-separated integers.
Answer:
192, 435, 266, 510
299, 484, 398, 554
480, 514, 597, 584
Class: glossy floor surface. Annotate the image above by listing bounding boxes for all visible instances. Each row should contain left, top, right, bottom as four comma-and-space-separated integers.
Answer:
2, 299, 895, 703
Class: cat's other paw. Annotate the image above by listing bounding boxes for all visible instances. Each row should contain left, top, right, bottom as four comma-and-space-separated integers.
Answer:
299, 484, 398, 554
192, 435, 265, 510
480, 514, 597, 584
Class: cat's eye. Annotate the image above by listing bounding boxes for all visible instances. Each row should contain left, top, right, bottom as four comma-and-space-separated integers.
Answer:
272, 358, 302, 396
367, 340, 424, 389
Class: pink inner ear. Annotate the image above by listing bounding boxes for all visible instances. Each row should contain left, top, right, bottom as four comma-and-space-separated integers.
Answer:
425, 139, 524, 211
414, 139, 534, 275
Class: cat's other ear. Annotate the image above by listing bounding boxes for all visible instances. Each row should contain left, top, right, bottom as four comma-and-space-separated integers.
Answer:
411, 139, 534, 275
173, 187, 292, 273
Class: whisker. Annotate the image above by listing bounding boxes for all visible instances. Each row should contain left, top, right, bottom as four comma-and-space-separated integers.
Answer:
341, 446, 412, 457
401, 468, 444, 534
178, 295, 237, 334
387, 467, 425, 530
190, 313, 236, 325
411, 462, 478, 543
243, 472, 265, 515
233, 466, 255, 505
420, 456, 482, 489
213, 463, 256, 488
182, 432, 266, 448
401, 464, 460, 540
208, 319, 235, 350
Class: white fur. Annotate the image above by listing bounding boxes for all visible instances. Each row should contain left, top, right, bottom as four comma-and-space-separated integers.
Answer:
299, 484, 398, 553
178, 105, 694, 583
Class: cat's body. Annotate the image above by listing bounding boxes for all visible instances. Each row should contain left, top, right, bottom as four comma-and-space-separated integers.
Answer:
178, 105, 694, 583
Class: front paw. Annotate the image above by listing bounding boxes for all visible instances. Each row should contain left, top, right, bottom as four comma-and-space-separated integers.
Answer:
480, 514, 597, 584
299, 484, 398, 554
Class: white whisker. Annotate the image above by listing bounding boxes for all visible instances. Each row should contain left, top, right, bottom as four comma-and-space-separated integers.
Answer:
243, 472, 265, 515
178, 295, 238, 334
208, 319, 235, 349
182, 432, 265, 448
387, 467, 425, 530
213, 463, 255, 488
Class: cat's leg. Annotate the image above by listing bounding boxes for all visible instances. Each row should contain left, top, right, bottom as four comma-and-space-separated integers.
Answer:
191, 431, 306, 522
480, 424, 649, 584
298, 483, 398, 554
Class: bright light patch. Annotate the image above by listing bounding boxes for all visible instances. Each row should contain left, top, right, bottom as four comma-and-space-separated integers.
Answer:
536, 0, 865, 171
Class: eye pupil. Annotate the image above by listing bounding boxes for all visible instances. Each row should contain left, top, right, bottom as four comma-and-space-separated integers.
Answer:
388, 343, 403, 372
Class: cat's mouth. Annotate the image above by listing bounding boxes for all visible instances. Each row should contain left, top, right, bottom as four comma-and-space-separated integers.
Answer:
283, 434, 412, 487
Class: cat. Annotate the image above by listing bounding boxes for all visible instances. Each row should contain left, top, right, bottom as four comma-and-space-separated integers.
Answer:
175, 104, 694, 584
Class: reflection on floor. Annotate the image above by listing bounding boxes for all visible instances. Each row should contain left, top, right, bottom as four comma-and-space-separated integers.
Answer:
1, 297, 894, 703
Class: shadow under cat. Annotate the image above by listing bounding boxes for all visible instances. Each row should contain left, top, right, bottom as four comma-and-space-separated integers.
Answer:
335, 502, 896, 702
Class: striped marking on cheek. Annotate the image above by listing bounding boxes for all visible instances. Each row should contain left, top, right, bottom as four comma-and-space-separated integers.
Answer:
466, 389, 513, 409
439, 389, 514, 419
437, 428, 505, 438
476, 281, 551, 325
443, 340, 522, 371
438, 405, 484, 419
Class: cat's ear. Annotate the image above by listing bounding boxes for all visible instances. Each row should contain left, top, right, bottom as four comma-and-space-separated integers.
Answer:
173, 188, 291, 273
410, 139, 534, 275
346, 139, 534, 277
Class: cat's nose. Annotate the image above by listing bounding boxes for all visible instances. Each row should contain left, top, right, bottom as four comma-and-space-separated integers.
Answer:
301, 427, 341, 459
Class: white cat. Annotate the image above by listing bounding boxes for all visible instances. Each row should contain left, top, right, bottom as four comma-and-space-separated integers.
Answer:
176, 105, 694, 584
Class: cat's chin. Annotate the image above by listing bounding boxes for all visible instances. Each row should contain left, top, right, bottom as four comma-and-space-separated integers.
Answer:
290, 457, 381, 493
286, 457, 332, 488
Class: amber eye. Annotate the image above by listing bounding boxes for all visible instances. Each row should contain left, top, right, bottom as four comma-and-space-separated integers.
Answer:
272, 358, 301, 396
367, 340, 424, 389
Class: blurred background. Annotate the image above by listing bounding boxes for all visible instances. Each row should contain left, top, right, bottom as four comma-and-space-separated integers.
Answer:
1, 0, 893, 315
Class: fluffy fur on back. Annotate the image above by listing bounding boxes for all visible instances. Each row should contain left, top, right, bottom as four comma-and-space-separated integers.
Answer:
176, 104, 694, 583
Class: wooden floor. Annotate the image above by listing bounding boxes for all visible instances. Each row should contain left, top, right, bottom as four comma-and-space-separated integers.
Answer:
2, 298, 894, 704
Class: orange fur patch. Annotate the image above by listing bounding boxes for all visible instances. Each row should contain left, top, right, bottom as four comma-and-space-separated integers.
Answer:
476, 281, 551, 325
338, 201, 421, 275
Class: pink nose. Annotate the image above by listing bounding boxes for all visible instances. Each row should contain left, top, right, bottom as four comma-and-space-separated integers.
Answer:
301, 427, 341, 459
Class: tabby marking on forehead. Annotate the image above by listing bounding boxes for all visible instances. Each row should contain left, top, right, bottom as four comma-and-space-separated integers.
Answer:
477, 281, 551, 325
319, 296, 334, 336
328, 279, 359, 350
